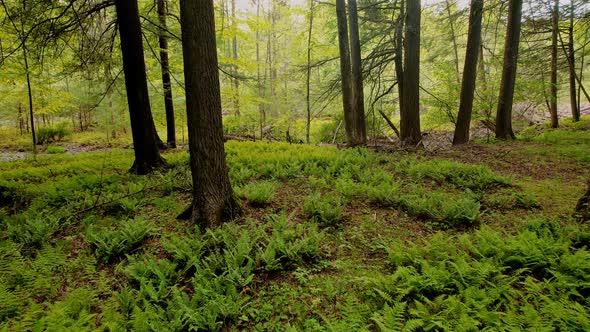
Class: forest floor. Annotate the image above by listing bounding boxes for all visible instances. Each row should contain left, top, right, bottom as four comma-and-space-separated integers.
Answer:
0, 118, 589, 331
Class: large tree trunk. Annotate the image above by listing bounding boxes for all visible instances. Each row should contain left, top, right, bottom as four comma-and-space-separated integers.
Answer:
115, 0, 166, 174
401, 0, 422, 147
157, 0, 176, 148
179, 0, 241, 229
305, 0, 314, 144
550, 0, 559, 129
348, 0, 367, 146
453, 0, 483, 145
569, 0, 580, 122
335, 0, 355, 145
495, 0, 523, 140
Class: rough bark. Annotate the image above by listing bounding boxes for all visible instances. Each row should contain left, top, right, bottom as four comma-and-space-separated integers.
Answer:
335, 0, 355, 145
157, 0, 176, 148
453, 0, 483, 145
348, 0, 367, 146
401, 0, 422, 146
305, 0, 314, 144
394, 0, 404, 119
231, 0, 240, 116
569, 0, 580, 122
115, 0, 166, 174
550, 0, 559, 129
179, 0, 241, 229
495, 0, 523, 140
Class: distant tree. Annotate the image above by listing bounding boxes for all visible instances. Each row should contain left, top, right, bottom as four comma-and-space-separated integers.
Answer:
495, 0, 523, 140
400, 0, 422, 146
550, 0, 559, 129
567, 0, 580, 122
179, 0, 241, 228
157, 0, 176, 148
114, 0, 166, 174
453, 0, 484, 145
305, 0, 314, 144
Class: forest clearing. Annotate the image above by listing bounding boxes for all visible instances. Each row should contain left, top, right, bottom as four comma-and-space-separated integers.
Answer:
2, 0, 590, 330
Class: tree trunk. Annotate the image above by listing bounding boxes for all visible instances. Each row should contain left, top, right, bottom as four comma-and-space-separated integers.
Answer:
336, 0, 355, 145
179, 0, 241, 229
256, 0, 265, 139
401, 0, 422, 146
495, 0, 523, 140
157, 0, 176, 148
115, 0, 166, 174
453, 0, 483, 145
231, 0, 240, 116
550, 0, 559, 129
348, 0, 367, 146
569, 0, 580, 122
395, 0, 404, 119
445, 0, 461, 82
305, 0, 314, 144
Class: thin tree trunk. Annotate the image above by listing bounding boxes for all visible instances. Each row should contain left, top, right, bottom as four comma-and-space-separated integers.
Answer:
158, 0, 176, 148
179, 0, 241, 228
569, 0, 580, 122
23, 45, 36, 153
453, 0, 483, 145
445, 0, 461, 82
115, 0, 166, 174
550, 0, 559, 129
495, 0, 523, 140
335, 0, 354, 145
348, 0, 367, 146
256, 0, 264, 139
401, 0, 422, 146
231, 0, 240, 116
395, 0, 404, 119
305, 0, 314, 144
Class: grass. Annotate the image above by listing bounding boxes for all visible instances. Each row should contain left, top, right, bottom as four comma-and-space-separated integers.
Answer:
0, 123, 589, 330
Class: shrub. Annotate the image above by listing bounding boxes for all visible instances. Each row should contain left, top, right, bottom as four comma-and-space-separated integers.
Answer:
36, 125, 71, 145
236, 180, 278, 207
46, 146, 67, 154
303, 193, 344, 227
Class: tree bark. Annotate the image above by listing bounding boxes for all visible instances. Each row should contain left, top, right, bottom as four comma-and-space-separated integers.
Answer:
348, 0, 367, 146
115, 0, 166, 174
569, 0, 580, 122
394, 0, 405, 120
550, 0, 559, 129
401, 0, 422, 146
495, 0, 523, 140
453, 0, 483, 145
179, 0, 241, 229
305, 0, 314, 144
231, 0, 240, 116
335, 0, 355, 145
157, 0, 176, 148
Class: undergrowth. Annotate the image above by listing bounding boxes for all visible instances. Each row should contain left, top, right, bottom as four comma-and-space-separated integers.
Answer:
0, 131, 588, 330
